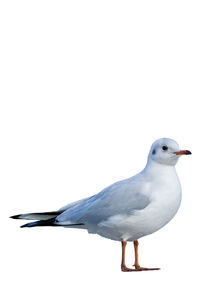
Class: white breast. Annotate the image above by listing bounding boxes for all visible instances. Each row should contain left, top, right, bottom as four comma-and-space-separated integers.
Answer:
126, 166, 181, 240
127, 178, 182, 240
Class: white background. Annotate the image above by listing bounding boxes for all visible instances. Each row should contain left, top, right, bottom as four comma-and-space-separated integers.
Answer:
0, 1, 200, 299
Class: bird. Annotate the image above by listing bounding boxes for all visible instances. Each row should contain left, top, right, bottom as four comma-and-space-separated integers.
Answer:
11, 138, 191, 271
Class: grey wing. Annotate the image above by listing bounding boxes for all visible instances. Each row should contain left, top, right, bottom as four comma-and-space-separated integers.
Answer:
56, 176, 150, 225
59, 195, 96, 211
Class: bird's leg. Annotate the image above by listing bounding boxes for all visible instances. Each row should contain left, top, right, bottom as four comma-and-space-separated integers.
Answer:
121, 241, 126, 268
133, 240, 141, 269
121, 241, 141, 271
121, 240, 160, 272
133, 240, 160, 271
121, 241, 135, 271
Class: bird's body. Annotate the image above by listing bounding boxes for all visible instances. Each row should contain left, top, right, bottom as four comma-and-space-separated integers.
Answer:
57, 160, 181, 241
11, 138, 191, 271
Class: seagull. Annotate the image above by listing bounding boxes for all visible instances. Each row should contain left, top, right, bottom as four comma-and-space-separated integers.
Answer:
11, 138, 191, 271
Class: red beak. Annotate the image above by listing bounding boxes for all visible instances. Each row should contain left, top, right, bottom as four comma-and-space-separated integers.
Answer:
173, 150, 192, 155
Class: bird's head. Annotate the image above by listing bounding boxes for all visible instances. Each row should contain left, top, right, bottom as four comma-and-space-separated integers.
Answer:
148, 138, 192, 166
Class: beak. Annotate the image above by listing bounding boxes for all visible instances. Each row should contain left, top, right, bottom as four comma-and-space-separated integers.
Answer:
173, 150, 192, 155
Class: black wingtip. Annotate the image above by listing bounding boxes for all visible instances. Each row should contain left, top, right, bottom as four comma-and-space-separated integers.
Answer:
20, 220, 85, 228
20, 220, 41, 228
20, 218, 56, 228
10, 214, 21, 219
20, 224, 27, 228
20, 223, 31, 228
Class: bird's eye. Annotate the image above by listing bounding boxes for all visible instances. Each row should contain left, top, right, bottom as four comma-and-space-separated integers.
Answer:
162, 145, 168, 151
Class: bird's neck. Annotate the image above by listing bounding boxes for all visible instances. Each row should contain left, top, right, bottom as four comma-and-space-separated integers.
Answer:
143, 159, 177, 177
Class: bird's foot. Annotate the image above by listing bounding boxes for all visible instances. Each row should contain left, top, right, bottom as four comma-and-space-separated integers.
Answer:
121, 264, 160, 271
132, 264, 160, 271
121, 265, 137, 272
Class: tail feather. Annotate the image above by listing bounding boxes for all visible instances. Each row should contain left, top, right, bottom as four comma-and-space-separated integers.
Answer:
10, 211, 64, 221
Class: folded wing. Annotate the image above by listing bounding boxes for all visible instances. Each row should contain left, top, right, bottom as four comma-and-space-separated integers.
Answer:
56, 176, 150, 226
